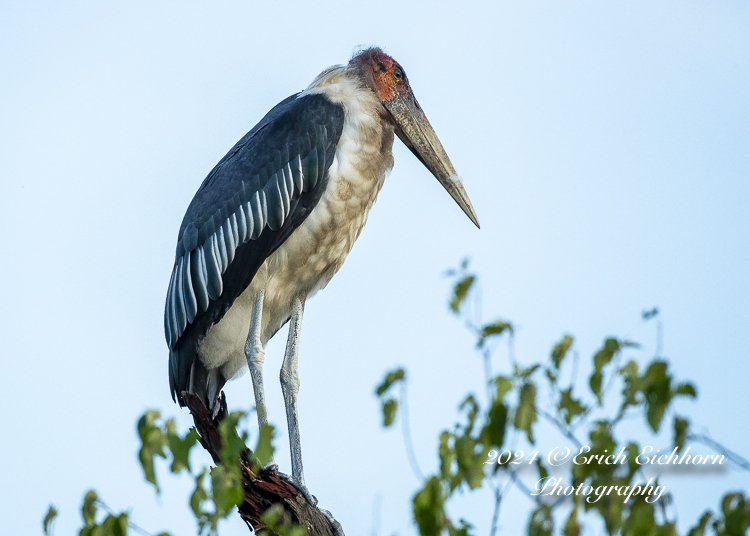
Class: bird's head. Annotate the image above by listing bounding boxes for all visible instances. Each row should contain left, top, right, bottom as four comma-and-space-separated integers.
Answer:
351, 48, 480, 228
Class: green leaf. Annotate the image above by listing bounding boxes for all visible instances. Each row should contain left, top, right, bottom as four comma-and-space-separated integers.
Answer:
717, 492, 750, 535
494, 376, 512, 401
619, 360, 640, 407
137, 410, 168, 493
375, 368, 405, 397
620, 359, 693, 433
535, 458, 549, 481
594, 338, 621, 371
589, 338, 621, 403
450, 275, 475, 314
513, 363, 540, 381
687, 511, 712, 536
564, 496, 580, 536
413, 476, 447, 535
111, 513, 129, 536
190, 469, 209, 533
643, 361, 671, 432
261, 503, 285, 525
589, 338, 638, 404
551, 335, 574, 369
168, 427, 199, 474
218, 411, 249, 468
254, 424, 276, 467
477, 320, 513, 348
674, 416, 689, 451
675, 382, 697, 398
481, 399, 507, 449
81, 490, 98, 527
448, 518, 474, 536
438, 431, 454, 479
528, 504, 553, 536
260, 503, 306, 535
625, 442, 641, 479
382, 398, 398, 428
558, 388, 586, 425
454, 432, 485, 489
43, 505, 58, 536
459, 394, 480, 432
211, 465, 243, 517
514, 382, 537, 444
572, 423, 617, 484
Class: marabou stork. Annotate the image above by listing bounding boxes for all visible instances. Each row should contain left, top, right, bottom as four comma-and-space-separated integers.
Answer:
164, 47, 479, 497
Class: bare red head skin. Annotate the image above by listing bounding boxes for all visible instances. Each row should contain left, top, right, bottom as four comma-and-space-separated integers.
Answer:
350, 48, 411, 108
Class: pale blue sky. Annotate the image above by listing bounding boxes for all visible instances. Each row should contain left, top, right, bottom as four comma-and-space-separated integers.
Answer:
1, 1, 748, 535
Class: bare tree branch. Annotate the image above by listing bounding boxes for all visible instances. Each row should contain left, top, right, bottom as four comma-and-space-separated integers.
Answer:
183, 392, 342, 535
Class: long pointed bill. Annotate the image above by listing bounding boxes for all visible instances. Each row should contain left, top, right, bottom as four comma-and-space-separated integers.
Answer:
384, 90, 480, 228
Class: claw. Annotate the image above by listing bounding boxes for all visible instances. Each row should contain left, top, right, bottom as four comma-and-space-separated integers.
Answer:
274, 471, 344, 533
276, 470, 318, 506
291, 476, 318, 507
263, 460, 278, 472
320, 509, 345, 536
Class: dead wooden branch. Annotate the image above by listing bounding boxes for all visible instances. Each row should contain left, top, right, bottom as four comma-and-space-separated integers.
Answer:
183, 391, 340, 535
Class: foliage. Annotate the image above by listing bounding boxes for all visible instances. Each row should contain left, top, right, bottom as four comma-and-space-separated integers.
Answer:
45, 409, 277, 536
45, 260, 748, 536
377, 260, 749, 536
136, 409, 257, 534
376, 367, 406, 427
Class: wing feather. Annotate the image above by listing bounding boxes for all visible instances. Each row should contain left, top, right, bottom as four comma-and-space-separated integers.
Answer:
164, 270, 175, 347
191, 245, 209, 313
205, 235, 222, 299
216, 226, 228, 272
183, 250, 198, 324
265, 174, 284, 231
166, 92, 345, 403
222, 218, 236, 265
174, 256, 187, 335
236, 205, 247, 244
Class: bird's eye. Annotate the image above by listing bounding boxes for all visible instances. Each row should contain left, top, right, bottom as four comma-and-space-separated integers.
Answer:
394, 68, 403, 81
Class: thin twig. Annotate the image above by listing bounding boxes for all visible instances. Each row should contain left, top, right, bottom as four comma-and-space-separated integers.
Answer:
489, 485, 502, 536
687, 434, 750, 472
540, 410, 583, 450
506, 332, 517, 372
508, 469, 539, 504
483, 347, 494, 405
600, 351, 623, 405
400, 381, 425, 481
370, 493, 382, 536
95, 501, 155, 536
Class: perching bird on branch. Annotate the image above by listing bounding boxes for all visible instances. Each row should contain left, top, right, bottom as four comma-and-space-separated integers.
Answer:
164, 47, 479, 497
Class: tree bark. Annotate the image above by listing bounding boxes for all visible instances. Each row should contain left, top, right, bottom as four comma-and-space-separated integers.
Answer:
183, 392, 341, 535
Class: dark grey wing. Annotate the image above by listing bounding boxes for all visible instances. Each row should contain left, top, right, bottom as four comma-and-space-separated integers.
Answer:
165, 92, 345, 403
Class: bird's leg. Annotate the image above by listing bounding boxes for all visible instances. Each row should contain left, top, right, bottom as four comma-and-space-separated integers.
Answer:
280, 295, 311, 497
245, 289, 275, 467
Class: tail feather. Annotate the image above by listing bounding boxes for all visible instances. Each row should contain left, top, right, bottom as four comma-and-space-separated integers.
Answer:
169, 338, 199, 406
169, 342, 226, 417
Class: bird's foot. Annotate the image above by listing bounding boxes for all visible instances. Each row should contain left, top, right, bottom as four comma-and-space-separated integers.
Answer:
275, 470, 318, 506
320, 508, 346, 536
274, 471, 344, 534
290, 477, 318, 507
262, 459, 278, 472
